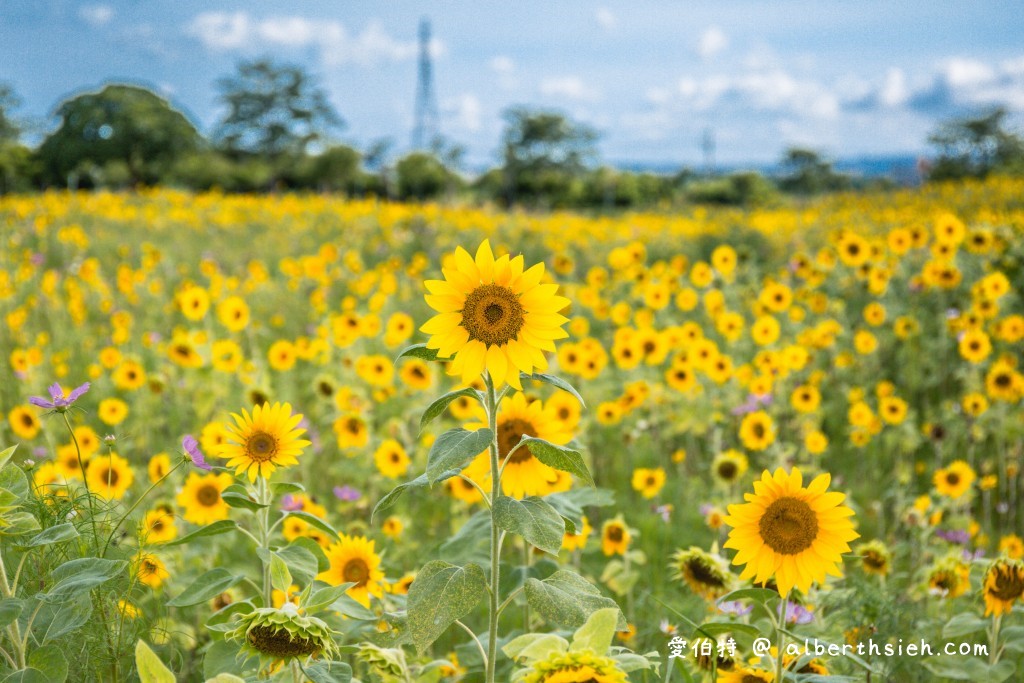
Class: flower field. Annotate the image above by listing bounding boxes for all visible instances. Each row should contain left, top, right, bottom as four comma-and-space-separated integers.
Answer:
1, 179, 1024, 682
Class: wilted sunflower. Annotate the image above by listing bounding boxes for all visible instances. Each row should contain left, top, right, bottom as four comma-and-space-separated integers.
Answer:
724, 467, 859, 597
718, 666, 773, 682
522, 649, 627, 683
982, 558, 1024, 616
671, 547, 733, 600
421, 240, 570, 389
318, 533, 385, 608
227, 603, 339, 666
215, 402, 310, 482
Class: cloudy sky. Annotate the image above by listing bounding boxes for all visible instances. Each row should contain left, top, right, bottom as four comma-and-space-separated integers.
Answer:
2, 1, 1023, 168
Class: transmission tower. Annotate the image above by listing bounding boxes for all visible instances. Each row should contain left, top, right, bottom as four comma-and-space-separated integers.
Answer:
411, 17, 439, 150
702, 127, 716, 176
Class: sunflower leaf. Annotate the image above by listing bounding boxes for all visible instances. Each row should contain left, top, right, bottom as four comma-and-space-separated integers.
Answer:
519, 373, 586, 408
16, 522, 79, 549
372, 469, 461, 522
166, 568, 241, 608
282, 511, 339, 540
426, 428, 493, 483
221, 485, 266, 512
394, 343, 440, 364
135, 640, 175, 683
407, 560, 488, 652
165, 520, 238, 547
40, 558, 127, 603
419, 388, 482, 431
0, 445, 17, 470
493, 496, 565, 555
520, 437, 594, 486
524, 570, 625, 630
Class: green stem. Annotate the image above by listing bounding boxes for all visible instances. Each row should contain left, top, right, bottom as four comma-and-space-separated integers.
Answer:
989, 614, 1002, 665
484, 373, 501, 683
0, 550, 25, 669
522, 541, 531, 631
775, 598, 788, 682
62, 412, 99, 550
257, 477, 273, 607
102, 457, 186, 556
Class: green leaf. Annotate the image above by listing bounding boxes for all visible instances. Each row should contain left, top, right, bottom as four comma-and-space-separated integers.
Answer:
570, 607, 619, 655
271, 482, 305, 496
545, 488, 615, 534
269, 553, 292, 594
921, 656, 1015, 682
942, 612, 988, 638
715, 587, 778, 606
520, 437, 593, 486
520, 373, 586, 408
221, 485, 266, 512
202, 640, 245, 680
395, 343, 440, 363
28, 644, 68, 683
0, 511, 40, 536
0, 465, 29, 501
439, 509, 491, 564
304, 583, 355, 615
165, 519, 238, 547
407, 560, 488, 652
40, 593, 92, 643
493, 496, 565, 555
302, 661, 353, 683
136, 640, 175, 683
693, 621, 761, 638
371, 469, 461, 521
17, 523, 79, 549
166, 568, 240, 608
1002, 626, 1024, 653
420, 388, 481, 431
524, 570, 624, 630
1, 668, 49, 683
426, 428, 492, 483
282, 511, 338, 539
277, 542, 323, 586
41, 558, 126, 602
0, 600, 22, 629
286, 536, 330, 573
503, 633, 569, 663
0, 445, 17, 470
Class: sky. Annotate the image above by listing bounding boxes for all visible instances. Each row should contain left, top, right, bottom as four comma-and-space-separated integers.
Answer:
2, 1, 1024, 169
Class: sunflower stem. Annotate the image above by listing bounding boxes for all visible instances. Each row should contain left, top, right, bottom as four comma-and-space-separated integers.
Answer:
484, 373, 501, 683
257, 477, 273, 607
989, 614, 1001, 665
62, 412, 99, 552
102, 456, 186, 557
775, 598, 788, 682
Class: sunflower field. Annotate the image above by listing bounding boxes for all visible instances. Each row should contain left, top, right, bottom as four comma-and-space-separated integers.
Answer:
1, 178, 1023, 683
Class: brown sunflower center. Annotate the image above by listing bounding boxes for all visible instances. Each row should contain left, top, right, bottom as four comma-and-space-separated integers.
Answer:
995, 373, 1011, 388
685, 559, 726, 588
246, 431, 278, 462
98, 468, 119, 487
498, 418, 538, 463
751, 422, 766, 439
197, 484, 221, 507
461, 283, 524, 346
863, 551, 887, 570
606, 526, 624, 542
247, 625, 319, 658
717, 461, 738, 481
946, 473, 960, 486
343, 558, 370, 585
989, 571, 1024, 601
759, 496, 818, 555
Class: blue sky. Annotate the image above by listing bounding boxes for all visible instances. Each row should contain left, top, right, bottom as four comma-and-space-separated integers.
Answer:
2, 1, 1023, 168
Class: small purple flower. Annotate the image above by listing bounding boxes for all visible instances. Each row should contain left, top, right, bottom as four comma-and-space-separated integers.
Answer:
333, 485, 361, 502
30, 253, 45, 266
784, 601, 815, 625
281, 494, 304, 511
655, 504, 673, 523
718, 600, 754, 617
29, 382, 90, 411
936, 528, 971, 545
699, 503, 714, 516
182, 435, 213, 471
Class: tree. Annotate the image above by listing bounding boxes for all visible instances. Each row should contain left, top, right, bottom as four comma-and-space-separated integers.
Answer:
777, 148, 851, 195
214, 59, 343, 158
395, 152, 459, 200
36, 85, 201, 187
927, 107, 1024, 181
0, 83, 35, 193
0, 83, 21, 144
500, 107, 599, 205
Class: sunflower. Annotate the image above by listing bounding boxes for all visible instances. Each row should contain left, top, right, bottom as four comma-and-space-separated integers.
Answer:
712, 450, 749, 486
522, 650, 627, 683
381, 516, 404, 539
982, 559, 1024, 616
215, 402, 310, 482
73, 425, 101, 457
217, 296, 250, 332
318, 533, 385, 608
790, 386, 820, 414
98, 398, 128, 426
211, 340, 243, 373
374, 439, 411, 479
547, 391, 581, 429
958, 329, 992, 364
86, 453, 135, 500
134, 551, 169, 588
986, 360, 1022, 402
927, 557, 970, 598
671, 547, 733, 600
718, 667, 774, 683
879, 396, 908, 425
723, 467, 859, 597
855, 540, 892, 576
631, 467, 666, 499
421, 240, 570, 390
356, 354, 394, 388
177, 472, 233, 525
8, 405, 41, 440
562, 515, 592, 552
804, 430, 828, 455
112, 360, 146, 391
738, 411, 775, 451
933, 460, 975, 500
141, 507, 178, 544
178, 285, 210, 321
268, 340, 297, 372
333, 414, 369, 450
399, 359, 432, 391
1000, 534, 1024, 560
601, 517, 631, 556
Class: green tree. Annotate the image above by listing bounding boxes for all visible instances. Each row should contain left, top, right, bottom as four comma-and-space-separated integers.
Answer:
0, 83, 36, 193
214, 59, 343, 158
927, 107, 1024, 181
395, 151, 459, 200
777, 148, 851, 195
37, 84, 200, 186
500, 107, 599, 206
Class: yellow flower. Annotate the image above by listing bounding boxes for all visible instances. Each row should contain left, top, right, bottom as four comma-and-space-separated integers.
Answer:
141, 508, 178, 545
381, 516, 404, 539
879, 396, 908, 425
671, 546, 733, 600
147, 453, 170, 483
999, 534, 1024, 560
112, 360, 146, 391
983, 559, 1024, 617
177, 285, 210, 321
958, 329, 991, 364
601, 517, 631, 556
177, 471, 233, 525
790, 385, 820, 413
421, 240, 570, 389
374, 439, 411, 479
724, 467, 859, 597
8, 405, 41, 440
318, 534, 385, 608
738, 411, 775, 451
562, 515, 592, 552
856, 540, 892, 576
927, 557, 970, 598
268, 340, 297, 371
805, 430, 828, 455
134, 551, 169, 588
215, 402, 310, 482
98, 398, 128, 426
86, 453, 135, 500
712, 449, 748, 486
631, 467, 666, 499
933, 461, 976, 500
333, 414, 369, 450
399, 359, 432, 390
217, 296, 250, 332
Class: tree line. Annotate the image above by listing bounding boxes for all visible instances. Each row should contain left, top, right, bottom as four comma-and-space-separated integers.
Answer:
1, 59, 1023, 206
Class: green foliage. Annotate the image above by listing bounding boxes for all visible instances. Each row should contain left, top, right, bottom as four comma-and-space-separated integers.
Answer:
425, 428, 493, 483
777, 147, 853, 195
406, 560, 488, 652
686, 170, 779, 206
492, 496, 565, 555
928, 107, 1024, 180
396, 152, 459, 200
524, 570, 625, 630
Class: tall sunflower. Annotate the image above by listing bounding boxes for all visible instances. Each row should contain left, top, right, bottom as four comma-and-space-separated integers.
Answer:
723, 467, 859, 597
421, 240, 570, 389
318, 533, 385, 608
215, 402, 310, 482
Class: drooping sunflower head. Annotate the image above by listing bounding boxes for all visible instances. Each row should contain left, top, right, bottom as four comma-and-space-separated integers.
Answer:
521, 649, 628, 683
216, 402, 310, 482
927, 557, 971, 598
421, 240, 571, 389
723, 467, 859, 597
982, 558, 1024, 617
227, 603, 339, 666
718, 666, 774, 683
671, 546, 734, 600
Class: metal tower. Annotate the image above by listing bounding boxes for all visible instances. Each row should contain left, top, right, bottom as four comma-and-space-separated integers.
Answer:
411, 17, 439, 150
702, 127, 716, 176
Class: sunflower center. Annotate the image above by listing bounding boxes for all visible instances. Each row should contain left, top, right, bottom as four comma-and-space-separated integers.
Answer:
863, 551, 886, 570
685, 559, 726, 588
751, 422, 766, 439
246, 431, 278, 462
343, 558, 370, 585
247, 625, 319, 658
197, 485, 221, 507
607, 526, 624, 542
498, 418, 538, 463
759, 497, 818, 555
21, 413, 34, 428
717, 462, 738, 480
99, 468, 119, 487
461, 284, 524, 346
946, 473, 960, 486
995, 373, 1011, 387
989, 571, 1024, 601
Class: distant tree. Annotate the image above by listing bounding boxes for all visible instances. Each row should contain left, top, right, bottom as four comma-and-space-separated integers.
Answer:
0, 83, 21, 144
395, 152, 459, 200
500, 107, 599, 205
687, 171, 778, 207
288, 144, 362, 192
214, 59, 343, 158
927, 107, 1024, 181
777, 148, 851, 195
36, 84, 201, 187
0, 83, 35, 193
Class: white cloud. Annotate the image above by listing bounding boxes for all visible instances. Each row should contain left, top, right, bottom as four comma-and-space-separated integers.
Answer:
676, 69, 839, 119
444, 93, 482, 132
79, 4, 113, 27
696, 26, 727, 59
540, 76, 600, 102
185, 12, 430, 67
490, 56, 515, 74
595, 8, 617, 31
878, 68, 908, 107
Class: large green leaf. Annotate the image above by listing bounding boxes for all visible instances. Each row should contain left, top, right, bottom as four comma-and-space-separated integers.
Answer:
0, 465, 29, 501
493, 496, 565, 555
524, 570, 624, 630
40, 593, 92, 643
371, 469, 461, 521
17, 523, 79, 549
0, 445, 17, 470
545, 488, 615, 533
520, 437, 593, 486
569, 607, 619, 655
136, 640, 175, 683
277, 542, 322, 586
28, 644, 68, 683
40, 558, 126, 602
420, 388, 481, 431
166, 568, 240, 608
395, 343, 440, 363
407, 560, 488, 652
165, 520, 238, 547
426, 428, 492, 483
0, 600, 22, 629
302, 661, 353, 683
221, 485, 266, 512
520, 373, 586, 408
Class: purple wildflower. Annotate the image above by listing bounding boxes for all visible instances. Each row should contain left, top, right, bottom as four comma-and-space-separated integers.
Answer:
29, 382, 90, 411
281, 494, 304, 511
655, 504, 673, 523
182, 435, 213, 471
936, 528, 971, 545
784, 601, 815, 625
718, 600, 754, 617
333, 485, 361, 502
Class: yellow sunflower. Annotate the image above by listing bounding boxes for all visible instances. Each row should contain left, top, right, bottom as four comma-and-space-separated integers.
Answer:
148, 453, 170, 483
134, 551, 169, 588
318, 533, 385, 608
982, 558, 1024, 616
631, 467, 666, 499
601, 517, 631, 556
176, 472, 233, 525
723, 467, 859, 597
215, 402, 310, 482
718, 667, 774, 683
374, 439, 411, 479
333, 413, 369, 450
855, 540, 892, 576
421, 240, 571, 389
523, 650, 627, 683
98, 398, 128, 426
561, 515, 592, 552
671, 546, 734, 600
9, 405, 41, 440
933, 460, 975, 500
86, 453, 135, 500
738, 411, 775, 451
141, 507, 178, 544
